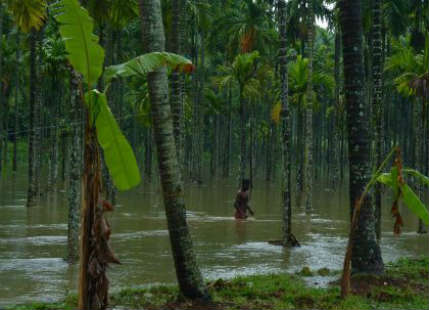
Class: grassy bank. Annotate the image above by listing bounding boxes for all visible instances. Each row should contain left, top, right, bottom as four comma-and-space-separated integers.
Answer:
7, 257, 428, 310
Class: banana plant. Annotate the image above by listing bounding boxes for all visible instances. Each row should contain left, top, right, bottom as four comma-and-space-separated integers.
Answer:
341, 147, 429, 298
51, 0, 192, 309
52, 0, 192, 191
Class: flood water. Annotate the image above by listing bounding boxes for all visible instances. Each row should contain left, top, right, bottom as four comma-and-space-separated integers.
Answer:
0, 174, 428, 306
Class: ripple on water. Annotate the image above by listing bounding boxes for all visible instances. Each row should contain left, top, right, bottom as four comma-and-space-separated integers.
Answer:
0, 235, 67, 246
0, 204, 25, 209
291, 234, 347, 271
0, 258, 67, 272
204, 264, 283, 280
112, 230, 169, 241
233, 242, 283, 253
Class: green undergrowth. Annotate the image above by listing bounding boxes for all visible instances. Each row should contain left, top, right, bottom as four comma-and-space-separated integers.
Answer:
6, 257, 428, 310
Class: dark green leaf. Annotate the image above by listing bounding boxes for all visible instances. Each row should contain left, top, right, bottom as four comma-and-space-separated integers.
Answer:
87, 90, 141, 191
52, 0, 105, 88
104, 52, 193, 85
400, 184, 429, 225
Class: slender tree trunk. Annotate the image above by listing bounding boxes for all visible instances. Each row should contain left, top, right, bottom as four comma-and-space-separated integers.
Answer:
266, 123, 273, 182
296, 106, 304, 194
332, 28, 341, 188
27, 30, 38, 207
34, 30, 44, 201
223, 88, 232, 177
12, 32, 20, 173
145, 127, 153, 181
61, 132, 68, 183
303, 0, 314, 211
239, 87, 246, 183
422, 102, 429, 233
279, 0, 296, 246
249, 103, 254, 186
67, 71, 82, 263
139, 0, 209, 299
339, 0, 384, 274
48, 74, 60, 192
170, 0, 185, 166
371, 0, 383, 240
417, 100, 427, 233
196, 32, 205, 182
0, 4, 4, 175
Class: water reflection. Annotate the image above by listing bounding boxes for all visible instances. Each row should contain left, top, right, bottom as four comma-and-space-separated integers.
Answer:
0, 175, 427, 306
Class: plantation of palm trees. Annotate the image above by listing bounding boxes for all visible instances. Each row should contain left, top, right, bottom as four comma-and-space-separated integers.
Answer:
0, 0, 428, 309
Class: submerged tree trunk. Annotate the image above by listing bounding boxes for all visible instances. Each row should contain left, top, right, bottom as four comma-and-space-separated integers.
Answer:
12, 32, 20, 173
279, 0, 298, 247
139, 0, 209, 299
26, 30, 38, 207
303, 0, 314, 211
339, 0, 384, 274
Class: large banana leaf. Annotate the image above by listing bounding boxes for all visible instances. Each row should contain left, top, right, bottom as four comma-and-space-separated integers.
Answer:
86, 90, 141, 191
401, 184, 429, 225
104, 52, 193, 85
377, 170, 429, 225
51, 0, 104, 88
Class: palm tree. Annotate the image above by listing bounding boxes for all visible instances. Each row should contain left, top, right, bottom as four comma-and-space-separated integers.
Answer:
339, 0, 384, 274
138, 0, 209, 300
218, 51, 260, 183
7, 0, 47, 206
216, 0, 275, 55
386, 34, 429, 233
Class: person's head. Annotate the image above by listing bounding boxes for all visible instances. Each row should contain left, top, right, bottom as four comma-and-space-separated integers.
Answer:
241, 179, 251, 191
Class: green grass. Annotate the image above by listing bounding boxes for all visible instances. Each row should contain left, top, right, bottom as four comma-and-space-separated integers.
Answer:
6, 257, 428, 310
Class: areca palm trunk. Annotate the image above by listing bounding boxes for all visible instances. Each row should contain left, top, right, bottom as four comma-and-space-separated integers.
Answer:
145, 127, 153, 181
138, 0, 209, 299
416, 100, 427, 233
332, 27, 341, 188
0, 4, 3, 175
12, 32, 20, 173
339, 0, 384, 274
223, 88, 232, 177
170, 0, 185, 166
423, 102, 429, 233
279, 0, 294, 246
303, 0, 314, 210
371, 0, 383, 240
239, 85, 246, 183
27, 30, 38, 207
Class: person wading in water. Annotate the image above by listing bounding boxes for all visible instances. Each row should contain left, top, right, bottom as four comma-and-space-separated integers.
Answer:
234, 179, 255, 219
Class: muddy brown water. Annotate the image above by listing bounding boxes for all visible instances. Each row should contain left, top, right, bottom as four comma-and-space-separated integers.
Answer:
0, 175, 427, 306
